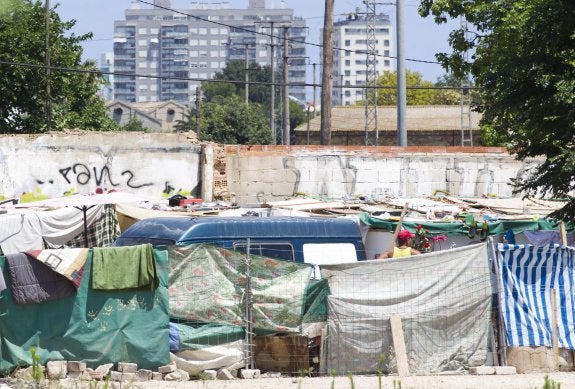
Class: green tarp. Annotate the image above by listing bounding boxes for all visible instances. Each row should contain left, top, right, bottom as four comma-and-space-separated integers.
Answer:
0, 248, 170, 372
359, 212, 568, 236
168, 244, 313, 333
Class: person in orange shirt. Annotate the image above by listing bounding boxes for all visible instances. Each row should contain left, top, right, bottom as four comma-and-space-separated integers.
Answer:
380, 229, 421, 259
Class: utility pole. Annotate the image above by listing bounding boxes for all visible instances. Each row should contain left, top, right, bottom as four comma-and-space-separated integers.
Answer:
45, 0, 51, 132
397, 0, 407, 146
267, 22, 277, 143
282, 26, 290, 146
364, 0, 378, 145
244, 43, 250, 105
195, 87, 201, 139
340, 74, 344, 105
312, 62, 318, 115
320, 0, 334, 145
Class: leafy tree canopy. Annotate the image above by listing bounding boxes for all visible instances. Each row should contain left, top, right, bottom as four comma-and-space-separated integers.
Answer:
372, 70, 437, 105
196, 95, 272, 145
419, 0, 575, 220
0, 0, 115, 133
201, 60, 272, 108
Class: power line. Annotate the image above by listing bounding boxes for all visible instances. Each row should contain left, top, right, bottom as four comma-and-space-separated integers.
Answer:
134, 0, 440, 66
0, 59, 478, 90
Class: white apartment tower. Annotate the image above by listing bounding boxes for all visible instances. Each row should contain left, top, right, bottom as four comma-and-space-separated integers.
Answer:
113, 0, 306, 104
331, 12, 393, 106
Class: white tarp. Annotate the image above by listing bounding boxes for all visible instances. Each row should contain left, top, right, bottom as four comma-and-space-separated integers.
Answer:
319, 243, 492, 375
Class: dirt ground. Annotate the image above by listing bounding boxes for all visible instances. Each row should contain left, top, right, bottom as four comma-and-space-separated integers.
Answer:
128, 372, 575, 389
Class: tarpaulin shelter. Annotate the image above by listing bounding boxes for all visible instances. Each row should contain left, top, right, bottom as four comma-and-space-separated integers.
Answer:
0, 246, 170, 371
10, 191, 160, 246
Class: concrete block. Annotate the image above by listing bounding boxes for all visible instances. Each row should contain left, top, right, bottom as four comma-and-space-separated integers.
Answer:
158, 362, 177, 374
94, 363, 114, 376
495, 366, 517, 375
67, 361, 86, 372
469, 366, 495, 375
67, 371, 82, 379
117, 362, 138, 373
164, 370, 189, 381
135, 369, 153, 381
109, 371, 135, 382
152, 372, 163, 381
239, 369, 261, 379
47, 360, 67, 379
217, 369, 234, 380
86, 369, 105, 381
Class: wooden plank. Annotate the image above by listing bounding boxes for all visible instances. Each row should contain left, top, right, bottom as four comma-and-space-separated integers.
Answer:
551, 288, 559, 372
559, 221, 568, 245
389, 314, 410, 376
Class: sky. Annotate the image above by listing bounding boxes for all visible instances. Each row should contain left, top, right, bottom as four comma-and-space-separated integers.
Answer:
54, 0, 460, 83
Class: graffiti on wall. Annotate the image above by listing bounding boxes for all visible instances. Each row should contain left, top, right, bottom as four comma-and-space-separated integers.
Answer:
58, 164, 154, 189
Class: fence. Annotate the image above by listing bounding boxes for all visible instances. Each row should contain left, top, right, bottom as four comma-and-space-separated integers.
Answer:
167, 240, 494, 376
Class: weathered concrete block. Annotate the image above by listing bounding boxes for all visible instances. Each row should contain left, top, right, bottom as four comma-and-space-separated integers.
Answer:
110, 371, 135, 382
239, 369, 261, 379
163, 369, 190, 381
152, 372, 163, 381
158, 362, 177, 374
117, 362, 138, 373
495, 366, 517, 375
47, 360, 67, 379
135, 369, 153, 381
67, 361, 86, 372
469, 366, 495, 375
94, 363, 114, 376
217, 368, 234, 380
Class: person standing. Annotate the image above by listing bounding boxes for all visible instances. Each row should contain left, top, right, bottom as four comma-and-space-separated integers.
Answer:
379, 229, 421, 259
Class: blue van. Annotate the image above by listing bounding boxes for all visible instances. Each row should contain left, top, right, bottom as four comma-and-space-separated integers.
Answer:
113, 216, 366, 265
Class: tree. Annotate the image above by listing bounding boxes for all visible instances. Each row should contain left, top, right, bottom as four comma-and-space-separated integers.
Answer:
433, 73, 479, 106
0, 0, 114, 133
373, 70, 436, 105
201, 60, 272, 108
195, 95, 272, 145
419, 0, 575, 220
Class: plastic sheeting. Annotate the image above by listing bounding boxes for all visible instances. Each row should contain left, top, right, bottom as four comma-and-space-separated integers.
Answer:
168, 244, 313, 333
320, 243, 492, 375
0, 247, 170, 371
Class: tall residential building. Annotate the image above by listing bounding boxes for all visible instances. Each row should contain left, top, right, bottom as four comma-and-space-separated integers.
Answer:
113, 0, 306, 105
330, 12, 394, 106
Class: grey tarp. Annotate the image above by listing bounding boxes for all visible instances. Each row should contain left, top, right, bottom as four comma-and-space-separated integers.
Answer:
320, 243, 492, 375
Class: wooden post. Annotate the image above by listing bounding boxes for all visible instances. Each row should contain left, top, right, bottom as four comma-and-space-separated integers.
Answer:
551, 288, 559, 372
390, 314, 410, 376
559, 221, 567, 245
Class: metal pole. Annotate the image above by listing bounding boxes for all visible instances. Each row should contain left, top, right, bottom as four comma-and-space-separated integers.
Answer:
312, 63, 317, 116
396, 0, 407, 146
270, 22, 276, 144
45, 0, 51, 132
195, 87, 201, 139
340, 74, 344, 106
282, 26, 290, 145
244, 44, 249, 105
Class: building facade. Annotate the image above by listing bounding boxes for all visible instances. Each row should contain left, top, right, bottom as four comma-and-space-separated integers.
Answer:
113, 0, 306, 105
331, 12, 394, 106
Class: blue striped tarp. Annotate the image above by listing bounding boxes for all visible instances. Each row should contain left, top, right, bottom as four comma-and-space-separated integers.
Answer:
497, 243, 575, 348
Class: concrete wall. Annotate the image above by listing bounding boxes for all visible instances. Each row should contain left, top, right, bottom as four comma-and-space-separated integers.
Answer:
225, 145, 541, 205
0, 134, 540, 205
0, 132, 202, 200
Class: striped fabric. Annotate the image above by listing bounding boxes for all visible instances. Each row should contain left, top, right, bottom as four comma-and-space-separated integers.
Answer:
497, 243, 575, 349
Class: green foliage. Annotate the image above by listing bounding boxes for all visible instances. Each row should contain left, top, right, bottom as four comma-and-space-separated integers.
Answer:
419, 0, 575, 221
121, 118, 150, 132
0, 0, 112, 133
198, 95, 272, 145
375, 70, 436, 105
330, 368, 336, 389
347, 372, 355, 389
29, 347, 42, 384
202, 60, 273, 108
543, 375, 561, 389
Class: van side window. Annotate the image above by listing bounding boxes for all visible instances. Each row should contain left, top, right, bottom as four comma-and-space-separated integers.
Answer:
233, 242, 295, 262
